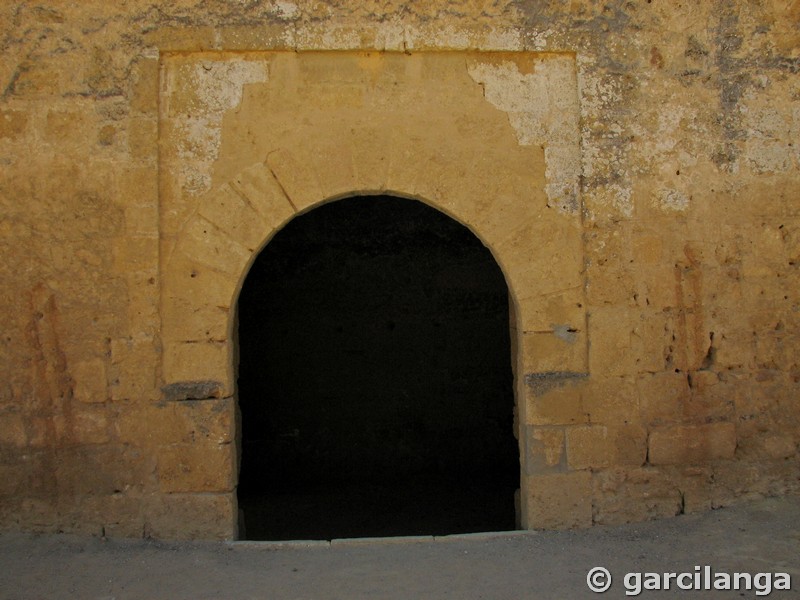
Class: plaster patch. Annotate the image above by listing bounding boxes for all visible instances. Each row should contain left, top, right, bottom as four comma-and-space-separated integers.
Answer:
169, 60, 268, 195
405, 24, 471, 50
654, 188, 690, 212
483, 27, 525, 51
552, 324, 578, 344
271, 1, 299, 21
312, 26, 362, 50
593, 183, 633, 218
372, 21, 406, 51
579, 64, 622, 118
745, 107, 789, 139
467, 57, 581, 214
578, 61, 634, 201
526, 30, 552, 51
745, 139, 792, 173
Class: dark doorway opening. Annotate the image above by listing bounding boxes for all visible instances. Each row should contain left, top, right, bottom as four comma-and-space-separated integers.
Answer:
236, 195, 519, 540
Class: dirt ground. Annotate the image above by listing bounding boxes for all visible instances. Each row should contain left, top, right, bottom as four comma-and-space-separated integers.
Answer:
1, 495, 798, 600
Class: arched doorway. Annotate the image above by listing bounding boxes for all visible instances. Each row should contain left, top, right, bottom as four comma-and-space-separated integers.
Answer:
236, 195, 519, 540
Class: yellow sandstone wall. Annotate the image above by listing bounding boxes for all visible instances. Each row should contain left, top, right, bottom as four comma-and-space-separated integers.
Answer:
0, 1, 798, 539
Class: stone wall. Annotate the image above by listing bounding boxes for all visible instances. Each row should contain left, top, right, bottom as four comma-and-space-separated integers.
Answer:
0, 0, 798, 539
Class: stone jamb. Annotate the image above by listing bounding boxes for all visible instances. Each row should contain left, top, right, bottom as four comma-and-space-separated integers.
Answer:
157, 50, 586, 538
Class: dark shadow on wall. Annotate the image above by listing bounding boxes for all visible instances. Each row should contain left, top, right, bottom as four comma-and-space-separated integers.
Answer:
236, 195, 519, 540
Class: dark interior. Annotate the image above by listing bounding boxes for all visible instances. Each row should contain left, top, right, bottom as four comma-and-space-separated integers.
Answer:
236, 195, 519, 540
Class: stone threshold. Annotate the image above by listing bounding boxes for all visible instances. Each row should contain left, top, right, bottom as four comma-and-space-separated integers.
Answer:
228, 529, 534, 550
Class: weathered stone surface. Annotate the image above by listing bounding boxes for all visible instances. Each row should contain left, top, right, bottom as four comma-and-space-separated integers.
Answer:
526, 375, 587, 426
567, 424, 647, 470
591, 467, 684, 526
157, 442, 235, 493
522, 471, 592, 529
0, 0, 798, 540
524, 426, 566, 473
147, 493, 237, 540
648, 422, 737, 466
161, 381, 222, 402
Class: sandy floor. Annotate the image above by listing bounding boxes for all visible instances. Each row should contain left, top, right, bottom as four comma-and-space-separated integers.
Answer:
1, 495, 798, 599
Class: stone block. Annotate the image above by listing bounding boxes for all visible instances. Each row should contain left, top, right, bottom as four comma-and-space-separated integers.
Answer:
56, 406, 111, 445
648, 422, 737, 465
522, 330, 588, 374
230, 162, 297, 232
631, 311, 671, 373
125, 270, 159, 338
162, 340, 233, 398
631, 233, 663, 265
44, 110, 91, 143
521, 471, 592, 529
197, 183, 271, 253
165, 398, 236, 445
309, 138, 358, 200
0, 110, 28, 139
516, 288, 586, 335
638, 371, 734, 425
73, 359, 108, 404
15, 499, 62, 533
524, 426, 566, 473
129, 57, 159, 114
113, 235, 158, 272
161, 300, 229, 344
0, 411, 27, 447
636, 264, 679, 310
591, 467, 683, 525
118, 166, 159, 208
585, 265, 636, 306
114, 403, 157, 446
396, 142, 457, 206
588, 306, 636, 376
582, 376, 640, 425
685, 374, 736, 422
117, 398, 234, 448
55, 445, 150, 497
158, 442, 235, 493
124, 203, 159, 237
669, 465, 716, 515
566, 424, 647, 470
143, 27, 218, 51
637, 371, 690, 426
709, 459, 800, 508
0, 463, 25, 497
75, 493, 149, 539
218, 24, 295, 51
109, 338, 159, 402
713, 331, 755, 370
383, 132, 435, 201
172, 216, 251, 276
348, 126, 393, 193
24, 419, 52, 449
7, 63, 63, 97
162, 251, 236, 310
466, 186, 548, 258
128, 117, 158, 161
160, 253, 237, 344
498, 218, 584, 300
736, 427, 797, 461
147, 492, 237, 540
526, 380, 587, 426
266, 148, 324, 212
